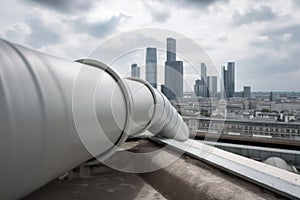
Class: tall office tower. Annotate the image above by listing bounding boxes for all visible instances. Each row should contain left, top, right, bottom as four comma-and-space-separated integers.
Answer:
145, 47, 157, 88
201, 63, 207, 82
201, 63, 208, 97
208, 76, 218, 97
270, 91, 275, 101
131, 63, 140, 78
164, 61, 183, 99
167, 38, 176, 62
227, 62, 235, 97
220, 66, 226, 99
137, 66, 140, 78
222, 62, 235, 98
243, 86, 251, 99
163, 38, 183, 100
194, 79, 205, 97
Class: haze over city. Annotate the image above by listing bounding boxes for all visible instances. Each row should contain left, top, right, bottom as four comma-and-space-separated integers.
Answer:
2, 1, 300, 199
1, 0, 300, 92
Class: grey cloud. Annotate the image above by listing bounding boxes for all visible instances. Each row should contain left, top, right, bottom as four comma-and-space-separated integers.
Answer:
69, 14, 129, 38
293, 0, 300, 7
4, 12, 62, 48
24, 14, 62, 48
232, 5, 276, 26
236, 49, 300, 91
4, 23, 30, 44
150, 0, 229, 10
25, 0, 95, 13
153, 11, 171, 22
149, 9, 171, 22
174, 0, 229, 7
143, 0, 228, 23
144, 2, 171, 22
237, 54, 300, 91
238, 53, 300, 91
89, 29, 164, 65
250, 38, 269, 47
250, 24, 300, 49
217, 35, 228, 42
264, 24, 300, 44
238, 53, 300, 79
245, 25, 300, 80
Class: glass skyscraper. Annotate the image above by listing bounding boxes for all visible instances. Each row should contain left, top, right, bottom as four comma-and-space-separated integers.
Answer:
222, 62, 235, 98
145, 47, 157, 88
167, 38, 176, 62
131, 63, 140, 78
194, 79, 205, 97
243, 86, 251, 99
201, 63, 208, 97
208, 76, 218, 97
163, 38, 183, 100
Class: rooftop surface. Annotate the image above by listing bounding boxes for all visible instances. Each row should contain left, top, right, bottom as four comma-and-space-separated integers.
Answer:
25, 139, 289, 200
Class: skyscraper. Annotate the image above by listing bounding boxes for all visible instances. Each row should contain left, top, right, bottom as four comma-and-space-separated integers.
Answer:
220, 66, 226, 99
131, 63, 140, 78
270, 91, 276, 101
193, 65, 211, 97
227, 62, 235, 97
208, 76, 218, 97
201, 63, 207, 82
221, 62, 235, 98
243, 86, 251, 99
201, 63, 208, 97
167, 38, 176, 62
145, 47, 157, 88
163, 38, 183, 100
194, 79, 205, 97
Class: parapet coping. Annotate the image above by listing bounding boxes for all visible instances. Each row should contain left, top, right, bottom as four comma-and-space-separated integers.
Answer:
151, 137, 300, 200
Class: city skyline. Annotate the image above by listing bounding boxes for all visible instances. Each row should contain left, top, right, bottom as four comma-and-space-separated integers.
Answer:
129, 41, 300, 94
1, 0, 299, 91
1, 1, 300, 199
129, 37, 242, 98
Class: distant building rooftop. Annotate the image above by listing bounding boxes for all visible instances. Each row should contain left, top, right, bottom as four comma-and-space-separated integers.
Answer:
184, 116, 300, 125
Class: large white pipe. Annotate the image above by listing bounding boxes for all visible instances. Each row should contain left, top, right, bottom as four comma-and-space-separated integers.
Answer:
0, 39, 189, 199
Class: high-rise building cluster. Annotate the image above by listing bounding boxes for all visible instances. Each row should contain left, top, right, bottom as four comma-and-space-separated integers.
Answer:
130, 37, 184, 100
130, 38, 252, 100
194, 63, 217, 98
193, 61, 252, 99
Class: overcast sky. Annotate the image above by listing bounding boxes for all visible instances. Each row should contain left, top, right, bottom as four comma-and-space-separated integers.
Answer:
1, 0, 300, 92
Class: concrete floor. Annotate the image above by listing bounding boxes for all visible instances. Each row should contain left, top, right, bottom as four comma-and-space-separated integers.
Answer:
25, 164, 166, 200
24, 139, 287, 200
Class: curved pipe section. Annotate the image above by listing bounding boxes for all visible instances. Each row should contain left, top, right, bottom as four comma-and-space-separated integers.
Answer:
0, 39, 189, 199
123, 77, 189, 141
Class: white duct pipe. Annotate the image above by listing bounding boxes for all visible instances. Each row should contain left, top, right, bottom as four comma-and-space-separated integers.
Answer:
0, 39, 189, 199
121, 77, 189, 141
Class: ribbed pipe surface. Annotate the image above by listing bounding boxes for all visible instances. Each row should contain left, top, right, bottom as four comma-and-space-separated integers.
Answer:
0, 39, 189, 199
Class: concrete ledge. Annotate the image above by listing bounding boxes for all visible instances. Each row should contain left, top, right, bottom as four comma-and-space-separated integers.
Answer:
25, 139, 288, 200
150, 138, 300, 199
134, 140, 285, 200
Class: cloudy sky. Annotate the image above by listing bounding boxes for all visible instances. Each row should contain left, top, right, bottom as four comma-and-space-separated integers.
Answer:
1, 0, 300, 92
